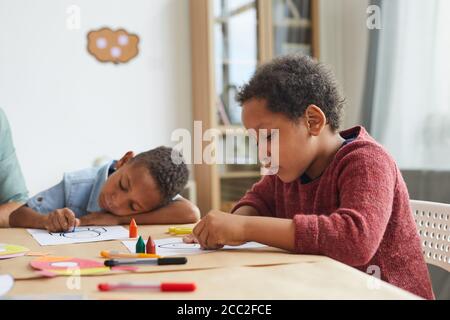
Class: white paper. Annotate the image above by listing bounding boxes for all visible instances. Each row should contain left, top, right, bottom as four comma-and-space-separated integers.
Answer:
122, 237, 267, 256
0, 274, 14, 296
27, 226, 129, 246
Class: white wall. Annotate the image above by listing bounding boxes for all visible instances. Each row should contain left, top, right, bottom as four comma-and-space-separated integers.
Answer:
0, 0, 192, 195
319, 0, 369, 129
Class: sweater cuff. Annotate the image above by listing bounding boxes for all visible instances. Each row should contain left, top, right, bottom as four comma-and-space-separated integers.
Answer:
231, 198, 271, 216
293, 214, 320, 254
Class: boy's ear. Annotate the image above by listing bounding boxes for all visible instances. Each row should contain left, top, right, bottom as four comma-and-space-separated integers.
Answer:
115, 151, 135, 169
304, 105, 326, 136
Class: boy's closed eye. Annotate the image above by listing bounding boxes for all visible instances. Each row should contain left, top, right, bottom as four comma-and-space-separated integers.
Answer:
127, 175, 148, 212
118, 176, 140, 212
120, 174, 132, 191
119, 179, 127, 191
129, 201, 141, 212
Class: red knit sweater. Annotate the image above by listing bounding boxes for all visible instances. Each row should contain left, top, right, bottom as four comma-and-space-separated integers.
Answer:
232, 126, 434, 299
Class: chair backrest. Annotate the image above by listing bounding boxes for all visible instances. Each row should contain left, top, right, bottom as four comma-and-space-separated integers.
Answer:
410, 200, 450, 272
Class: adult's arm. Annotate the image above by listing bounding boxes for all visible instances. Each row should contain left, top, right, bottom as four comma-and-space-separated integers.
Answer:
0, 108, 28, 227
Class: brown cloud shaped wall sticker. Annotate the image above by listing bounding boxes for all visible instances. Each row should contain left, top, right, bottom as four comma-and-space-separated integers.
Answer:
87, 27, 139, 64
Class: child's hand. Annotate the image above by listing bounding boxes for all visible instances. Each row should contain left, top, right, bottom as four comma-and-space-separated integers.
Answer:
193, 210, 248, 250
182, 233, 198, 244
44, 208, 80, 232
79, 211, 121, 226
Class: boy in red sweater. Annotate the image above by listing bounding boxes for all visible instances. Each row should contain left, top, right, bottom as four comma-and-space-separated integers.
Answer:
188, 55, 434, 299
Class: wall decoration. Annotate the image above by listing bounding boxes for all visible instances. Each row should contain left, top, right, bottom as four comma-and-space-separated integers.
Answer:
87, 27, 139, 64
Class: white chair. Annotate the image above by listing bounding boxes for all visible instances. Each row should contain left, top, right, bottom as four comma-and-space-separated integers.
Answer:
411, 200, 450, 272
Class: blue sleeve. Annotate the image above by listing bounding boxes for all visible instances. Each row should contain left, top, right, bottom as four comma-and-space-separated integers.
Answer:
27, 181, 65, 214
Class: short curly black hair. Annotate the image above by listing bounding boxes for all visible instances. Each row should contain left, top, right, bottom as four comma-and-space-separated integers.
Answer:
131, 146, 188, 206
236, 54, 344, 131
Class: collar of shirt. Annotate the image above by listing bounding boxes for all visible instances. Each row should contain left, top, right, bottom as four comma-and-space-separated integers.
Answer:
86, 160, 117, 213
300, 133, 358, 184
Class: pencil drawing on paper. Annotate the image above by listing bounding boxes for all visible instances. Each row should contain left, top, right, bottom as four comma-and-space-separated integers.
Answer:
158, 239, 201, 250
27, 226, 129, 246
50, 227, 107, 239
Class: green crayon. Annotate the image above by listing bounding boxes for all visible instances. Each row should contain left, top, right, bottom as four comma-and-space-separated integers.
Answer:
136, 236, 146, 254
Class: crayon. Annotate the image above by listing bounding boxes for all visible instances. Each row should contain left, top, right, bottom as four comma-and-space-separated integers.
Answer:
167, 227, 193, 235
136, 236, 146, 254
146, 236, 156, 254
129, 218, 138, 238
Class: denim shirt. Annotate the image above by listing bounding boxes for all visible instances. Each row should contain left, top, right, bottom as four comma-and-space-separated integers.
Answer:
27, 161, 114, 217
27, 161, 181, 217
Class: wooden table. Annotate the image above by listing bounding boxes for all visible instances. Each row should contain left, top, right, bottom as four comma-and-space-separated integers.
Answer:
0, 225, 420, 299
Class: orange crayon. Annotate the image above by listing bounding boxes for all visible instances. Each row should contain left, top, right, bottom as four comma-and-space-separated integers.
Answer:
129, 219, 138, 238
146, 236, 156, 254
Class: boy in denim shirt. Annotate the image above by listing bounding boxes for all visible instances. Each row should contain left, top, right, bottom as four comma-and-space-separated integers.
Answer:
10, 146, 200, 232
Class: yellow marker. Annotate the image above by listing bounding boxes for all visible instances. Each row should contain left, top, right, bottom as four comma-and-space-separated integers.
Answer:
100, 250, 160, 259
168, 227, 193, 235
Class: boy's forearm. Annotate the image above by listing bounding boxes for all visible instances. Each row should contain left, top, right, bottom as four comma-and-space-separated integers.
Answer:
119, 198, 200, 225
0, 202, 24, 227
243, 216, 296, 252
9, 205, 47, 229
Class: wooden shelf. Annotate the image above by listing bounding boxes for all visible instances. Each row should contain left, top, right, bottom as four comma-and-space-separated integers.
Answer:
273, 18, 311, 28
